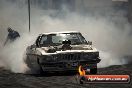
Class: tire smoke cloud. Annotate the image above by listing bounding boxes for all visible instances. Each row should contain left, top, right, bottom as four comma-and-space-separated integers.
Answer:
0, 0, 131, 73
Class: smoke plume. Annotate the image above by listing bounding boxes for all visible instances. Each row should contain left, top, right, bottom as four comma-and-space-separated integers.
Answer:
0, 0, 131, 73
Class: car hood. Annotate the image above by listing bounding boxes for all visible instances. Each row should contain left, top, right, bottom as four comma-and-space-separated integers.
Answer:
36, 45, 98, 55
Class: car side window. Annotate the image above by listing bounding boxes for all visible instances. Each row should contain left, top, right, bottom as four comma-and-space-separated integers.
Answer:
40, 36, 47, 45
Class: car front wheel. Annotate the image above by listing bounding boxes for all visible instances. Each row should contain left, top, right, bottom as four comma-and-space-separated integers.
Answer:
90, 68, 97, 74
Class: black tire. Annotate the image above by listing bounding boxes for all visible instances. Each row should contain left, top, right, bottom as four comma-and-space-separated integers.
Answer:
35, 58, 43, 75
30, 65, 43, 75
80, 76, 84, 84
90, 68, 97, 74
25, 56, 43, 75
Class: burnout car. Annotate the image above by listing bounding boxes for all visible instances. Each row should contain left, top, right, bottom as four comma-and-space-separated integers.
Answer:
25, 31, 101, 74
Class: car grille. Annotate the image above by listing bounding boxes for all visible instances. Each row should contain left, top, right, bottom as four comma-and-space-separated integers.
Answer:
58, 53, 82, 60
55, 52, 98, 61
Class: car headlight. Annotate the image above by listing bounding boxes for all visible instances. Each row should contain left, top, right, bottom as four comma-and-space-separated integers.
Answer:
83, 54, 89, 58
83, 52, 99, 59
44, 55, 58, 61
95, 52, 99, 57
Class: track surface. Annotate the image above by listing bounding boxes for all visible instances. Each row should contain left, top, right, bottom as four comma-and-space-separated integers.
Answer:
0, 64, 132, 88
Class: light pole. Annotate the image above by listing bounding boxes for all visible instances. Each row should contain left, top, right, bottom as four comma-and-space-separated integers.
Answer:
28, 0, 30, 32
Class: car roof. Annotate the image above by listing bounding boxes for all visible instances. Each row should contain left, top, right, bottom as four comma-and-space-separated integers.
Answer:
39, 31, 80, 35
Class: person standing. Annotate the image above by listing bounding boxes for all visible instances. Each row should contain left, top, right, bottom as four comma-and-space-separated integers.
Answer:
4, 27, 20, 46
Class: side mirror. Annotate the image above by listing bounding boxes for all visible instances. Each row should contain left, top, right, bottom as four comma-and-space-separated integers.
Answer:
30, 44, 36, 49
88, 41, 92, 45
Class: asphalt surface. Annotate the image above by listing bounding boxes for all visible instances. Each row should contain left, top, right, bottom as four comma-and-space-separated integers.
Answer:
0, 64, 132, 88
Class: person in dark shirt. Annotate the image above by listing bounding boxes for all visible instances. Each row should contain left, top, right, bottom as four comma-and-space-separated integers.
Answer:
4, 27, 20, 46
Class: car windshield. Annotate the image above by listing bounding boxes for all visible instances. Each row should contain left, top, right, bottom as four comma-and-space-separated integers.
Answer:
39, 33, 87, 46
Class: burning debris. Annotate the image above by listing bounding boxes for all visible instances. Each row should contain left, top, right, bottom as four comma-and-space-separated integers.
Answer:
78, 65, 86, 76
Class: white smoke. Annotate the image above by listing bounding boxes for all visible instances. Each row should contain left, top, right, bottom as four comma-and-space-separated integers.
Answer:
0, 0, 131, 73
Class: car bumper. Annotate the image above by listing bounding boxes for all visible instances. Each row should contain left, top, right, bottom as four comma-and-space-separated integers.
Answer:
40, 59, 101, 72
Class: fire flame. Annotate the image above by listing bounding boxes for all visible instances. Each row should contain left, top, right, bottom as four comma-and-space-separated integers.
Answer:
78, 65, 86, 76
